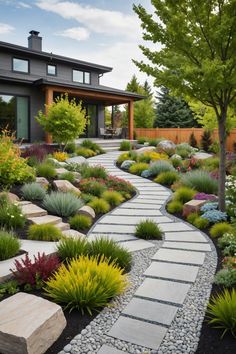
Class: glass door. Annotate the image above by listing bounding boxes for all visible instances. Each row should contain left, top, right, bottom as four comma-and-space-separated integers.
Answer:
0, 95, 16, 132
16, 96, 29, 140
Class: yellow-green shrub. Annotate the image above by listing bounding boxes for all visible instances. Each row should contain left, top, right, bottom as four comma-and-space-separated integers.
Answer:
76, 147, 96, 158
167, 200, 183, 213
173, 187, 196, 204
101, 191, 124, 206
88, 198, 110, 214
53, 151, 69, 162
129, 162, 149, 176
44, 255, 128, 314
210, 223, 234, 239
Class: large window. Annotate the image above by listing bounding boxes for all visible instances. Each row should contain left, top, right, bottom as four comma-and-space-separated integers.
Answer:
13, 58, 29, 73
73, 70, 90, 84
47, 64, 56, 76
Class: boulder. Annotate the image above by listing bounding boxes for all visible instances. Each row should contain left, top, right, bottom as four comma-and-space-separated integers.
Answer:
157, 140, 176, 152
121, 160, 136, 170
183, 199, 207, 217
53, 180, 81, 195
55, 168, 68, 175
0, 292, 66, 354
35, 177, 50, 189
73, 171, 81, 180
0, 192, 19, 203
57, 162, 68, 168
141, 169, 152, 178
66, 156, 87, 164
136, 146, 156, 155
192, 152, 212, 160
63, 229, 86, 239
46, 157, 59, 166
77, 205, 96, 220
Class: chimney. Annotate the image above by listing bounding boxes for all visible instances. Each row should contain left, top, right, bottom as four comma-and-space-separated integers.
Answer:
28, 30, 42, 51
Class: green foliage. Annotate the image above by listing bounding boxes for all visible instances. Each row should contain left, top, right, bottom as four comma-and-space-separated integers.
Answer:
210, 223, 234, 239
201, 131, 212, 152
80, 139, 104, 154
119, 140, 132, 151
218, 232, 236, 253
57, 238, 89, 261
0, 230, 21, 261
189, 133, 198, 148
43, 192, 83, 217
0, 280, 19, 299
36, 162, 56, 179
79, 179, 106, 197
101, 191, 124, 207
58, 172, 76, 183
202, 157, 220, 172
137, 136, 148, 144
181, 170, 218, 194
174, 187, 196, 203
69, 214, 92, 231
192, 216, 209, 229
81, 165, 108, 179
186, 212, 199, 224
28, 224, 63, 241
64, 141, 76, 154
81, 193, 96, 204
0, 196, 26, 230
171, 158, 183, 169
167, 200, 183, 214
214, 269, 236, 288
88, 198, 110, 214
129, 162, 149, 176
21, 182, 47, 201
148, 160, 174, 177
154, 171, 179, 186
117, 151, 137, 164
76, 147, 96, 158
44, 256, 127, 314
36, 95, 87, 147
135, 219, 162, 240
207, 289, 236, 338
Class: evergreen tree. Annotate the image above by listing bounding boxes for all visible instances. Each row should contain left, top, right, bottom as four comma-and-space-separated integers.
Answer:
143, 80, 153, 98
126, 75, 141, 93
154, 87, 197, 128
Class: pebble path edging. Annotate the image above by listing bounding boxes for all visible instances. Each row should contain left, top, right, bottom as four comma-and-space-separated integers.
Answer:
60, 151, 217, 354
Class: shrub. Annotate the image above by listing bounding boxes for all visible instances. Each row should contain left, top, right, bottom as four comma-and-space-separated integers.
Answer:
64, 142, 76, 154
202, 157, 220, 171
79, 178, 106, 197
223, 240, 236, 256
81, 165, 108, 179
80, 139, 104, 154
174, 187, 196, 203
21, 182, 47, 201
53, 151, 69, 162
200, 202, 218, 212
226, 175, 236, 219
120, 140, 132, 151
69, 214, 92, 231
135, 219, 162, 239
44, 256, 127, 314
187, 212, 199, 224
181, 170, 218, 194
21, 143, 54, 163
129, 162, 149, 176
148, 138, 158, 146
137, 137, 148, 144
0, 197, 26, 230
192, 216, 209, 229
218, 232, 236, 250
138, 151, 168, 163
194, 192, 217, 201
36, 162, 56, 179
0, 280, 19, 298
207, 288, 236, 337
88, 198, 110, 214
171, 158, 183, 169
117, 151, 137, 164
154, 171, 179, 186
11, 252, 60, 288
167, 200, 183, 213
81, 193, 96, 204
57, 238, 89, 261
0, 130, 35, 186
28, 224, 63, 241
148, 160, 174, 177
210, 223, 233, 239
66, 162, 88, 173
201, 130, 212, 152
89, 238, 132, 272
43, 192, 83, 217
214, 269, 236, 288
76, 147, 96, 158
201, 210, 227, 223
189, 132, 198, 148
101, 191, 124, 207
176, 147, 190, 159
58, 171, 76, 183
0, 230, 21, 261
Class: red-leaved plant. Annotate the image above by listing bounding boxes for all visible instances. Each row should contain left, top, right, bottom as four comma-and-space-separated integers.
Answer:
11, 252, 60, 288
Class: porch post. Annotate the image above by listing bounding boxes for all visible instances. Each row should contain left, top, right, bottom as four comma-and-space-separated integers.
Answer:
45, 87, 53, 144
128, 100, 134, 140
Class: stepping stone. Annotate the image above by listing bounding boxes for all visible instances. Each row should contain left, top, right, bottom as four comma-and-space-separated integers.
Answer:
17, 200, 31, 206
88, 233, 136, 242
55, 222, 70, 231
159, 222, 192, 232
165, 231, 208, 243
98, 345, 126, 354
135, 196, 168, 202
92, 224, 135, 234
144, 261, 199, 282
111, 208, 162, 216
135, 278, 190, 305
99, 215, 173, 225
0, 293, 66, 354
63, 229, 86, 239
28, 215, 62, 225
139, 191, 170, 196
122, 297, 178, 326
20, 203, 47, 218
163, 242, 211, 252
120, 203, 162, 210
152, 248, 205, 265
108, 316, 167, 350
118, 240, 154, 252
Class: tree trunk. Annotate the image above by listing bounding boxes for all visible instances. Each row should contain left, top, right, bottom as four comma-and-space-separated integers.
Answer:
218, 111, 227, 211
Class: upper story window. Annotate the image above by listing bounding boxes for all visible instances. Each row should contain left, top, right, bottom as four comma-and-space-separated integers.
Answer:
13, 58, 29, 73
72, 70, 91, 84
47, 64, 56, 76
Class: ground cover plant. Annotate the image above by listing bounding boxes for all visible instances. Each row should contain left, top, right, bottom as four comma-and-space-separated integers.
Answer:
21, 182, 47, 201
135, 219, 162, 240
0, 230, 21, 261
28, 224, 63, 242
43, 192, 83, 217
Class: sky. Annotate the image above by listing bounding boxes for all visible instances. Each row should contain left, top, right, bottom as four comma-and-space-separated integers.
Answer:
0, 0, 156, 90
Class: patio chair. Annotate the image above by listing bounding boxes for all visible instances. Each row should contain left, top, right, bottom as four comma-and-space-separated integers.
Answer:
100, 127, 112, 139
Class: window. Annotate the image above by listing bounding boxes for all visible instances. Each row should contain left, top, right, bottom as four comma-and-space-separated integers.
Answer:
73, 70, 90, 84
47, 64, 56, 76
13, 58, 29, 73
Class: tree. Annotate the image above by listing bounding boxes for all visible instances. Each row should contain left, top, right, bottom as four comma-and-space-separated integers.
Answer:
36, 94, 87, 150
143, 80, 153, 98
133, 1, 236, 211
126, 74, 140, 93
154, 87, 197, 128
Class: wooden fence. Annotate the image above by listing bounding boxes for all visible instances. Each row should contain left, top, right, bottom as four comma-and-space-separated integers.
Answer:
135, 128, 236, 152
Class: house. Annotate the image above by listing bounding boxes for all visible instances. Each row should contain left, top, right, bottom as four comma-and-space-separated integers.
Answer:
0, 30, 144, 142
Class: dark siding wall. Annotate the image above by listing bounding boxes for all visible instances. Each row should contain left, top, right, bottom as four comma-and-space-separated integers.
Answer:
97, 104, 105, 137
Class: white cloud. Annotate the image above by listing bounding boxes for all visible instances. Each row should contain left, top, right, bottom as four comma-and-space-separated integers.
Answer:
36, 0, 141, 39
56, 27, 90, 41
0, 23, 14, 34
18, 1, 31, 8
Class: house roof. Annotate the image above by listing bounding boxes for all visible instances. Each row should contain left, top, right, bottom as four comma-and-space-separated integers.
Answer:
0, 40, 112, 73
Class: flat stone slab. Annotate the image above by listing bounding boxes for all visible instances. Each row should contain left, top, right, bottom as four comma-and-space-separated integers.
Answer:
193, 152, 212, 160
152, 248, 205, 265
0, 292, 66, 354
108, 316, 167, 350
135, 278, 191, 305
20, 203, 48, 218
135, 196, 169, 202
118, 240, 154, 252
144, 261, 199, 282
55, 167, 68, 175
100, 215, 173, 225
88, 233, 136, 243
159, 222, 193, 232
111, 208, 162, 216
55, 222, 70, 231
63, 229, 86, 239
163, 242, 211, 252
120, 202, 162, 210
98, 345, 127, 354
164, 231, 208, 243
28, 215, 62, 225
122, 297, 178, 326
